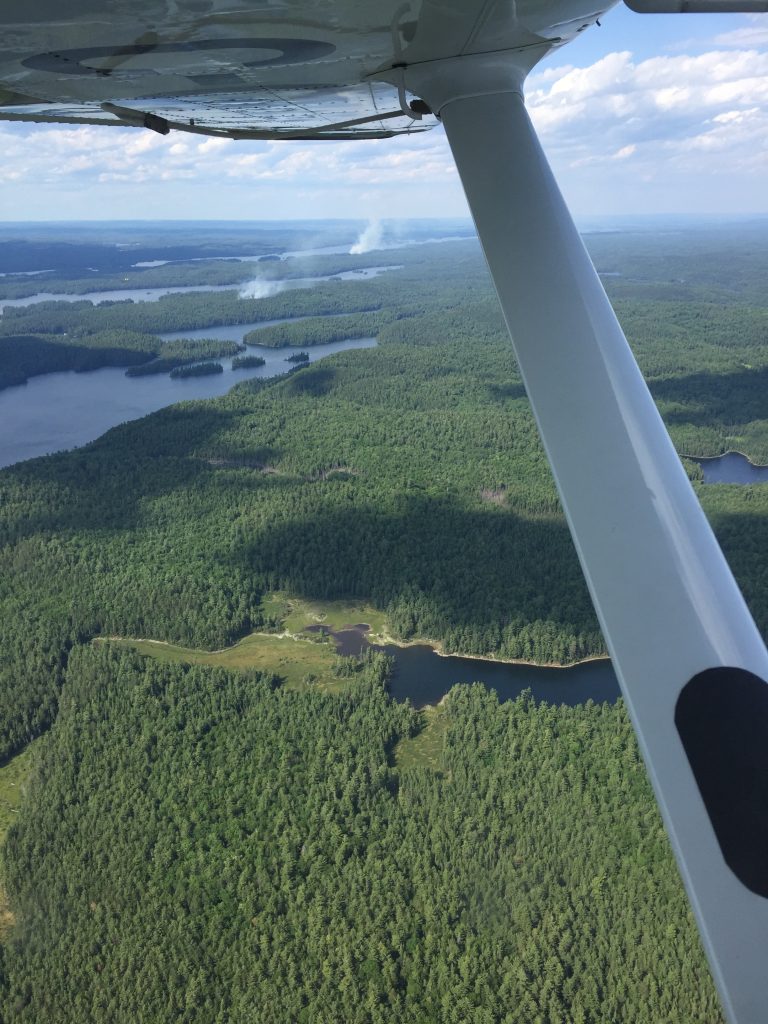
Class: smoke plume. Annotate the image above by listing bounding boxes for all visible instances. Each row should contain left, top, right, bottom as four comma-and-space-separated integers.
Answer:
238, 279, 285, 300
350, 219, 383, 255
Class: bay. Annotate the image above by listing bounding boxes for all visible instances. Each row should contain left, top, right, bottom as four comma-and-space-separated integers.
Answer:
0, 337, 376, 469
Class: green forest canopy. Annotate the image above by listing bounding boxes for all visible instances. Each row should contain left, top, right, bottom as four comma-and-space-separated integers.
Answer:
2, 222, 768, 1021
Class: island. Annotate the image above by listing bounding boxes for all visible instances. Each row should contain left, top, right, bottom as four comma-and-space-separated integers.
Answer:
169, 360, 223, 378
231, 354, 266, 369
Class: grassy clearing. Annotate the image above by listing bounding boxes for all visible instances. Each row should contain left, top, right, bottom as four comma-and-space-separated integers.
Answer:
394, 705, 450, 772
264, 591, 389, 636
0, 740, 40, 847
0, 739, 41, 940
106, 595, 394, 696
107, 632, 358, 694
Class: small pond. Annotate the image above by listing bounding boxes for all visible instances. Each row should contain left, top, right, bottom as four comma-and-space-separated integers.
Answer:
694, 452, 768, 484
307, 625, 620, 708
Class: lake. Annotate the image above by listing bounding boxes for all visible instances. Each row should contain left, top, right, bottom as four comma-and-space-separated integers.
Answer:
308, 625, 620, 707
131, 234, 473, 267
0, 248, 395, 468
158, 313, 345, 344
695, 451, 768, 484
0, 265, 397, 311
0, 336, 376, 469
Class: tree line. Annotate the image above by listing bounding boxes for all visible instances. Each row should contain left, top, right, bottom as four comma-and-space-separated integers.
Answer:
0, 644, 723, 1023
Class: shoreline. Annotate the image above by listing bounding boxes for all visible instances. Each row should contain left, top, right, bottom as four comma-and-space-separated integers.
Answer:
104, 628, 611, 671
353, 628, 610, 671
683, 449, 768, 470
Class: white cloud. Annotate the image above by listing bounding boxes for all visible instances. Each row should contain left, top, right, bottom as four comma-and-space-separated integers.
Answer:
197, 136, 230, 154
714, 19, 768, 49
0, 122, 455, 195
526, 47, 768, 183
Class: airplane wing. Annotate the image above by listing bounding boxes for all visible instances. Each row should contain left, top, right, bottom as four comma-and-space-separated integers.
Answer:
1, 3, 767, 1022
0, 0, 598, 137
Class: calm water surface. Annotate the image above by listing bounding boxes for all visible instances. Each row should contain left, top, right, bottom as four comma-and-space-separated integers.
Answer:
0, 337, 376, 468
158, 313, 351, 344
0, 266, 396, 311
695, 452, 768, 483
309, 625, 619, 707
386, 645, 618, 707
1, 283, 246, 309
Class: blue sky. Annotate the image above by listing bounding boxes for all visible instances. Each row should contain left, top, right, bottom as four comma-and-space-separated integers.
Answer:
0, 8, 766, 221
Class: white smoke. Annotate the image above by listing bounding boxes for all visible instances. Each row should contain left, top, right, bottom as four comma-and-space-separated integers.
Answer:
238, 279, 286, 300
350, 219, 383, 255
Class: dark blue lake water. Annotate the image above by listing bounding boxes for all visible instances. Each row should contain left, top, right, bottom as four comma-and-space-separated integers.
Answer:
309, 625, 619, 707
695, 452, 768, 484
0, 336, 376, 469
385, 645, 618, 707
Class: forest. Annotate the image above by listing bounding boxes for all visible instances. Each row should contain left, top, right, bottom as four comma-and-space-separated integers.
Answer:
231, 354, 266, 370
0, 242, 443, 388
0, 328, 247, 389
244, 312, 387, 348
170, 361, 224, 379
1, 220, 768, 1021
0, 644, 721, 1023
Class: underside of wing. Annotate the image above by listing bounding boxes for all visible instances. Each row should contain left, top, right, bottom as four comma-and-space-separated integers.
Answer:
0, 0, 605, 138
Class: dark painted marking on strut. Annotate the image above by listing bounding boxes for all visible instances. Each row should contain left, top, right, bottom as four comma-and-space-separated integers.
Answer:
23, 38, 335, 78
676, 666, 768, 897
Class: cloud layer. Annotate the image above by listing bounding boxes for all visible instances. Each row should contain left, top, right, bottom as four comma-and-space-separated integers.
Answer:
528, 48, 768, 168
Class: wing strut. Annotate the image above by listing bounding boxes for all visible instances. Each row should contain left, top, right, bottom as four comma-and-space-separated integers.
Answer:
398, 54, 768, 1024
